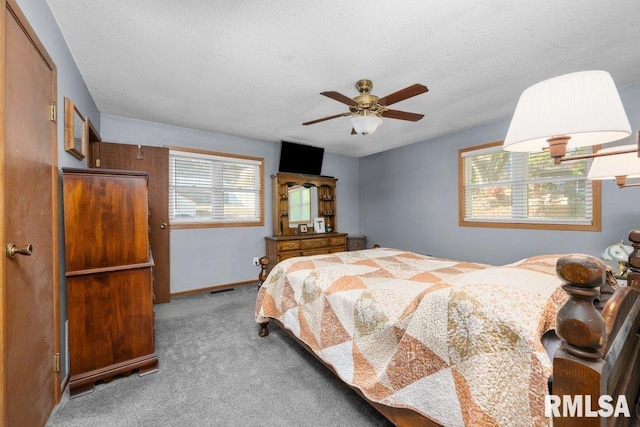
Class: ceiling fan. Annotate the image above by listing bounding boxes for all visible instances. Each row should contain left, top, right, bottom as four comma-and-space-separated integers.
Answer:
302, 79, 428, 135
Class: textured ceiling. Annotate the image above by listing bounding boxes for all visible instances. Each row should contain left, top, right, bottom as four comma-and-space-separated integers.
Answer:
46, 1, 640, 157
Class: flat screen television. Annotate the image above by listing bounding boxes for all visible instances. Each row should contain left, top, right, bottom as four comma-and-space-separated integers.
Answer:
278, 141, 324, 175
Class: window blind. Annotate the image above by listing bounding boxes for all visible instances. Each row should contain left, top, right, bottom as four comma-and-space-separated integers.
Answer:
461, 144, 595, 226
169, 150, 263, 225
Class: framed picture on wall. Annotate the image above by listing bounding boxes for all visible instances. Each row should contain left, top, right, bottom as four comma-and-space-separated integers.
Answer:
64, 97, 87, 160
313, 217, 325, 233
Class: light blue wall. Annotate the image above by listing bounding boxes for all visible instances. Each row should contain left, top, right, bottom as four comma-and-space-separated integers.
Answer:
100, 114, 360, 294
360, 83, 640, 266
14, 0, 101, 380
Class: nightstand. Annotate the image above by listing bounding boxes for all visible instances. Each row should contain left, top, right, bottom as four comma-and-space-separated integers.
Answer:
347, 235, 367, 251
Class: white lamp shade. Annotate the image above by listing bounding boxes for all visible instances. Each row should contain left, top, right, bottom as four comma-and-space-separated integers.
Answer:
349, 114, 383, 135
504, 70, 631, 152
587, 144, 640, 181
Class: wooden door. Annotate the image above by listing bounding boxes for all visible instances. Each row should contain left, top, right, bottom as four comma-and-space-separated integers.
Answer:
0, 1, 59, 426
91, 142, 171, 303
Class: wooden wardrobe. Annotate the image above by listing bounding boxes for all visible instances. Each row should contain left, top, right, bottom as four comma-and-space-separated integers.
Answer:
62, 168, 158, 397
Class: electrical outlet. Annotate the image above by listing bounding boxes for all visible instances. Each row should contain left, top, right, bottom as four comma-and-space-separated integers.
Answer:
253, 257, 260, 266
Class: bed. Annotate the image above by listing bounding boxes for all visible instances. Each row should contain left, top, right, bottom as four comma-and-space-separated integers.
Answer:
255, 230, 640, 427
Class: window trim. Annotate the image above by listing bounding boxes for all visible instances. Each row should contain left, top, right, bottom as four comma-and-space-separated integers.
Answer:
458, 141, 601, 231
168, 146, 265, 229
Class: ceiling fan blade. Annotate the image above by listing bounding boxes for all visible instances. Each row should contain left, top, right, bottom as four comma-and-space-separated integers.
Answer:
381, 109, 424, 122
320, 91, 359, 106
376, 84, 428, 106
302, 112, 350, 126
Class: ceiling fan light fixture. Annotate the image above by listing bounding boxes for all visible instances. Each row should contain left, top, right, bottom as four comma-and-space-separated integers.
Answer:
349, 114, 383, 135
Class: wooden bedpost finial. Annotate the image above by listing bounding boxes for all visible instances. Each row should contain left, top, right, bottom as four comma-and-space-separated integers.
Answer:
555, 254, 606, 359
627, 230, 640, 290
258, 256, 270, 287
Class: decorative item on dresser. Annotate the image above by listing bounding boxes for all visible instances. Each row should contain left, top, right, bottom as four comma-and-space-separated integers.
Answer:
62, 168, 158, 397
266, 172, 347, 273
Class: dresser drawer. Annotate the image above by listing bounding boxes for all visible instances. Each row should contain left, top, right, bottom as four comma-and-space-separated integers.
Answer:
278, 251, 302, 263
330, 236, 346, 246
303, 248, 331, 257
278, 240, 301, 251
301, 238, 330, 250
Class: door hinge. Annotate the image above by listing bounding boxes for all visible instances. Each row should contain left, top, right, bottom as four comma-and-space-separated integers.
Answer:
50, 105, 57, 122
53, 353, 60, 373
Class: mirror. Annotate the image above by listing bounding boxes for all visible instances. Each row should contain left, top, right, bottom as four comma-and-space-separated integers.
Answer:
288, 185, 317, 227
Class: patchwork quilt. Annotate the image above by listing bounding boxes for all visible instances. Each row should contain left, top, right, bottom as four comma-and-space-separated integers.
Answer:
255, 248, 567, 426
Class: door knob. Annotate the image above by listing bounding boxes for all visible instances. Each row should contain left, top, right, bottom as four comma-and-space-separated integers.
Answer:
160, 223, 167, 229
6, 243, 33, 259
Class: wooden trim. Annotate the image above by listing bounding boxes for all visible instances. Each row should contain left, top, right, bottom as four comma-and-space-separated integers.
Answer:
85, 118, 101, 142
170, 280, 257, 298
65, 261, 154, 278
166, 145, 264, 163
69, 354, 158, 397
85, 118, 101, 167
6, 0, 54, 67
0, 1, 7, 421
62, 167, 148, 178
458, 139, 502, 155
50, 47, 61, 407
458, 140, 602, 232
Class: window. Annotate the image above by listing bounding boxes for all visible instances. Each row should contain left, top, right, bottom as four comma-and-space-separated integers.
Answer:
458, 141, 600, 231
288, 185, 311, 224
169, 148, 264, 228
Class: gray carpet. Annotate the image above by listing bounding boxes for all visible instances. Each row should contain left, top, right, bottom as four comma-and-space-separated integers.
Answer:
46, 285, 392, 426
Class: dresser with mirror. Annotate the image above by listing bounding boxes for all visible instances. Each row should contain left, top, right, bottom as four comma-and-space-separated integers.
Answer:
265, 172, 347, 272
